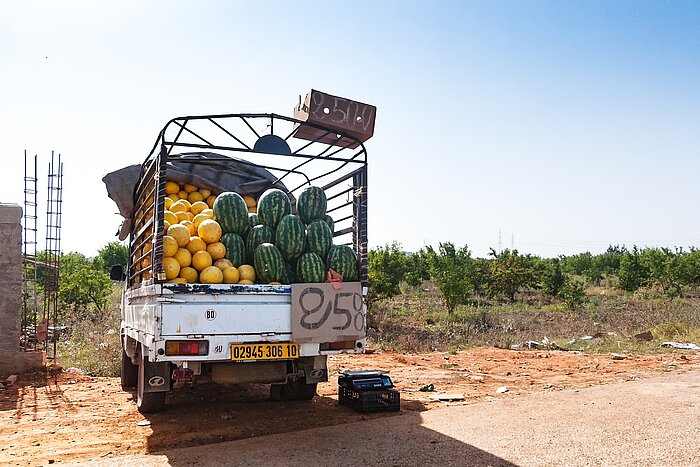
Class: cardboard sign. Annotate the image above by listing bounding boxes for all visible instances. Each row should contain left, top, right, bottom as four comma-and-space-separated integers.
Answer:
291, 282, 365, 342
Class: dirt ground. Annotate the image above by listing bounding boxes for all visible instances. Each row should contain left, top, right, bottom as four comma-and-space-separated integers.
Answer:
1, 347, 698, 466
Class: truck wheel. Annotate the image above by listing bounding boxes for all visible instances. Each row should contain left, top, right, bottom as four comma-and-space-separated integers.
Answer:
121, 349, 138, 390
271, 380, 317, 401
136, 352, 166, 414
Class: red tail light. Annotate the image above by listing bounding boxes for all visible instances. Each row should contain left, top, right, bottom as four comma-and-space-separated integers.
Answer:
165, 340, 209, 356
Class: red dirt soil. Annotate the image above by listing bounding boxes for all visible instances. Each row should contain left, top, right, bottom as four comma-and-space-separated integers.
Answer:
1, 347, 698, 465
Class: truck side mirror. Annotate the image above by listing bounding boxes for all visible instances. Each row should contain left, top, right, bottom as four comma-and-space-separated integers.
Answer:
110, 265, 126, 281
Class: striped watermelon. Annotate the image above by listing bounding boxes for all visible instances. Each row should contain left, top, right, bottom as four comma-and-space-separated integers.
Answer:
257, 189, 291, 229
254, 243, 284, 283
246, 224, 275, 263
213, 192, 248, 235
305, 219, 332, 262
280, 262, 296, 285
296, 252, 326, 283
221, 233, 246, 267
275, 214, 305, 262
323, 214, 335, 235
327, 244, 358, 281
296, 186, 327, 224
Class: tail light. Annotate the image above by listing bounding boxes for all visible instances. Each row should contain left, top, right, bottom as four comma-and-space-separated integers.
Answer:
165, 340, 209, 356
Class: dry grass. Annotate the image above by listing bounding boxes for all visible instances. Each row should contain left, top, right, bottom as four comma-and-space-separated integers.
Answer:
367, 282, 700, 354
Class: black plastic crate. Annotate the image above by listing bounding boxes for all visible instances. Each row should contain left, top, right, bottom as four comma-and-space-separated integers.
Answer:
338, 386, 400, 413
338, 370, 400, 413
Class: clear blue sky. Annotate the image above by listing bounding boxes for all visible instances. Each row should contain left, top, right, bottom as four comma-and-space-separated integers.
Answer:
2, 0, 699, 257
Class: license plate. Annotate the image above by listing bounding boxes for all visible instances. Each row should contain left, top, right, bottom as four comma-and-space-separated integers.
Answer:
231, 343, 299, 361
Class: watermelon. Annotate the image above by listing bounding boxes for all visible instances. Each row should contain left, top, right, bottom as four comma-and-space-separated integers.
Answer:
257, 188, 291, 229
280, 262, 296, 285
296, 252, 326, 283
305, 219, 332, 262
246, 224, 275, 263
275, 214, 306, 262
254, 243, 284, 283
323, 214, 335, 235
327, 244, 358, 281
296, 186, 327, 224
247, 213, 262, 232
221, 233, 246, 267
213, 192, 248, 235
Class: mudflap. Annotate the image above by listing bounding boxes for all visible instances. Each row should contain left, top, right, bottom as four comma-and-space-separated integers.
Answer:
142, 356, 170, 393
298, 356, 328, 384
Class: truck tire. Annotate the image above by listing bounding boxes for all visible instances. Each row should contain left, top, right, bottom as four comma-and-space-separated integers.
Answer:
270, 380, 317, 401
136, 351, 166, 414
121, 349, 138, 390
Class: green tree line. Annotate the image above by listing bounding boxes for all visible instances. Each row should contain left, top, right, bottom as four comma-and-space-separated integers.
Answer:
368, 242, 700, 312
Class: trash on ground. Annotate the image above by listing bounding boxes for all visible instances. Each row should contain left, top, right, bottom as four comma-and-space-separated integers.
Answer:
610, 353, 627, 360
430, 393, 465, 401
418, 383, 435, 392
635, 331, 654, 341
496, 386, 509, 394
136, 420, 151, 427
660, 342, 700, 350
510, 336, 565, 351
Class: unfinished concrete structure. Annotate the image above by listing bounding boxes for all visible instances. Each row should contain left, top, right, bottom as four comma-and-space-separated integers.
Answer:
0, 203, 44, 374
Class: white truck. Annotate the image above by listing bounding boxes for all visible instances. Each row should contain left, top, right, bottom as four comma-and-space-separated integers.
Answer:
105, 94, 374, 413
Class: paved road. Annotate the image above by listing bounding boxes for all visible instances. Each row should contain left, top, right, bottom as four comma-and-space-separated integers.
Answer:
88, 370, 700, 466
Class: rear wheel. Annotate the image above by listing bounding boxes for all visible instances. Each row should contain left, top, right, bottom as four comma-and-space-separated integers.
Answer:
136, 349, 166, 414
121, 349, 138, 390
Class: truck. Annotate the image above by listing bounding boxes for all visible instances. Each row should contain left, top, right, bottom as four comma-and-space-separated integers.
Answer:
104, 92, 374, 413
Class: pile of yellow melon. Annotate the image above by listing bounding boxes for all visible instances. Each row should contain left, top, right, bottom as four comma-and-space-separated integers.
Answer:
161, 180, 256, 285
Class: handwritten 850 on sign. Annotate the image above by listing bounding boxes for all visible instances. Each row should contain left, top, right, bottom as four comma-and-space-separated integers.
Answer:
291, 282, 365, 342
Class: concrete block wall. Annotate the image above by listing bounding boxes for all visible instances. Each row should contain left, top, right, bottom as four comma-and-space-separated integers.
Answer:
0, 203, 44, 374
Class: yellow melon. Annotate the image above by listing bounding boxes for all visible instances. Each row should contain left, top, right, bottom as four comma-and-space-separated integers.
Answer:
199, 188, 212, 199
243, 195, 256, 208
198, 219, 222, 244
184, 183, 198, 193
178, 190, 188, 199
193, 214, 210, 229
165, 181, 180, 195
192, 250, 213, 271
170, 200, 188, 213
214, 258, 233, 270
179, 266, 198, 283
248, 207, 257, 213
200, 266, 223, 284
238, 265, 256, 283
180, 220, 196, 236
167, 224, 190, 247
176, 211, 190, 223
269, 282, 282, 285
202, 208, 214, 217
222, 266, 240, 284
185, 212, 195, 221
190, 201, 208, 215
168, 277, 187, 284
164, 197, 174, 210
188, 191, 204, 203
163, 235, 179, 257
207, 242, 226, 260
163, 210, 178, 225
163, 257, 180, 280
238, 279, 254, 285
174, 248, 192, 268
143, 242, 153, 255
168, 193, 180, 203
186, 236, 207, 254
206, 195, 217, 208
164, 220, 171, 234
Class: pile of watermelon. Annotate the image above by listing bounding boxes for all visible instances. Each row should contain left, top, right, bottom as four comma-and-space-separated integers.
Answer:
213, 186, 359, 285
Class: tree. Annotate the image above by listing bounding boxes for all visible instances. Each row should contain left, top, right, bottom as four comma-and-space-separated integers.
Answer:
540, 258, 566, 297
94, 241, 129, 273
59, 252, 112, 318
485, 249, 537, 302
426, 242, 474, 314
618, 248, 644, 292
367, 242, 408, 308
